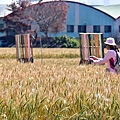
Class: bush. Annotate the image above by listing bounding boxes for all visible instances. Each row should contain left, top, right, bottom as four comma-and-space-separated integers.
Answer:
67, 37, 79, 48
41, 35, 79, 48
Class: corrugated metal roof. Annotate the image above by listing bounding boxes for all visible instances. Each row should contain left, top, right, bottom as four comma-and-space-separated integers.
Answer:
94, 4, 120, 19
0, 4, 12, 17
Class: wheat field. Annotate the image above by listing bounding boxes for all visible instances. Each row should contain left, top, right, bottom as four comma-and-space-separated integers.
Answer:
0, 48, 120, 120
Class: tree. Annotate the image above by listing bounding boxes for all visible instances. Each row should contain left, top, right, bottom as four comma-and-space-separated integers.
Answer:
26, 1, 69, 38
4, 0, 69, 38
3, 0, 32, 35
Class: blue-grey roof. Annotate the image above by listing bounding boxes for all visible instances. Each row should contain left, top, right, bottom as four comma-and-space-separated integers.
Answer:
94, 4, 120, 19
0, 4, 12, 17
1, 1, 120, 19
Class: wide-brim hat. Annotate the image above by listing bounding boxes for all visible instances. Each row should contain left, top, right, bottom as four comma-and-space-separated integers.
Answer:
104, 37, 116, 46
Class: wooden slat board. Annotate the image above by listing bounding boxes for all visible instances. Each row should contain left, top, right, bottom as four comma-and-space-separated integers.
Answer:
99, 34, 102, 58
91, 35, 95, 56
27, 34, 31, 61
86, 34, 90, 60
15, 34, 22, 59
24, 34, 28, 59
81, 34, 85, 60
21, 34, 25, 59
30, 38, 33, 60
15, 35, 19, 59
79, 35, 83, 63
95, 34, 100, 57
83, 34, 87, 60
101, 34, 104, 58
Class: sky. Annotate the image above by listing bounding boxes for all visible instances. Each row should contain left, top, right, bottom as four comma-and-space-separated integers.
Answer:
0, 0, 120, 5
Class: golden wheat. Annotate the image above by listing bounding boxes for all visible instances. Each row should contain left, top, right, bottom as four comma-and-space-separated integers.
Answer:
0, 48, 120, 120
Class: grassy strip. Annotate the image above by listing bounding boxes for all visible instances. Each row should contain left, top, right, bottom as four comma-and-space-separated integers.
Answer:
0, 53, 80, 59
0, 48, 107, 59
34, 53, 80, 59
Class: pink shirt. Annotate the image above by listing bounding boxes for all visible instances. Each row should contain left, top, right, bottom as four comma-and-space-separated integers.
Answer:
95, 50, 117, 73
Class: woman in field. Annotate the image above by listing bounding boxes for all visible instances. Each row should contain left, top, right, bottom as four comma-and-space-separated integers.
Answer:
89, 37, 120, 73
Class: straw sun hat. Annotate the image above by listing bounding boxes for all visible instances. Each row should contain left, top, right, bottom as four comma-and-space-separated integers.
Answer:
104, 37, 116, 46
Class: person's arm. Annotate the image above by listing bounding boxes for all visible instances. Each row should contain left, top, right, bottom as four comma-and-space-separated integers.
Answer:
93, 51, 112, 64
89, 56, 103, 60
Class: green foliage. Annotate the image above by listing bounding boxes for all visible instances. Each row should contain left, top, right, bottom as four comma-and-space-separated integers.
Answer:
54, 35, 79, 48
42, 35, 79, 48
0, 94, 120, 120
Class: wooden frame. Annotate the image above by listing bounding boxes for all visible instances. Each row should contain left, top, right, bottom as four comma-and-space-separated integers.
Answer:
79, 33, 104, 64
15, 34, 34, 63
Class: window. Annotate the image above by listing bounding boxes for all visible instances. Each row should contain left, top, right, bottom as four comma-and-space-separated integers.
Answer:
27, 25, 31, 30
93, 25, 100, 33
78, 25, 86, 33
104, 25, 111, 33
0, 24, 4, 29
119, 26, 120, 32
67, 25, 74, 32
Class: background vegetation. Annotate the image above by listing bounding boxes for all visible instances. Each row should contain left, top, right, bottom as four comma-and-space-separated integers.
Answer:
41, 36, 79, 48
0, 48, 120, 120
0, 35, 79, 48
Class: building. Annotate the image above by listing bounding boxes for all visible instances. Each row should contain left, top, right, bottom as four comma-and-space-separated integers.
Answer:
0, 4, 12, 37
0, 4, 12, 46
52, 1, 120, 40
32, 0, 120, 41
94, 4, 120, 41
1, 1, 120, 42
